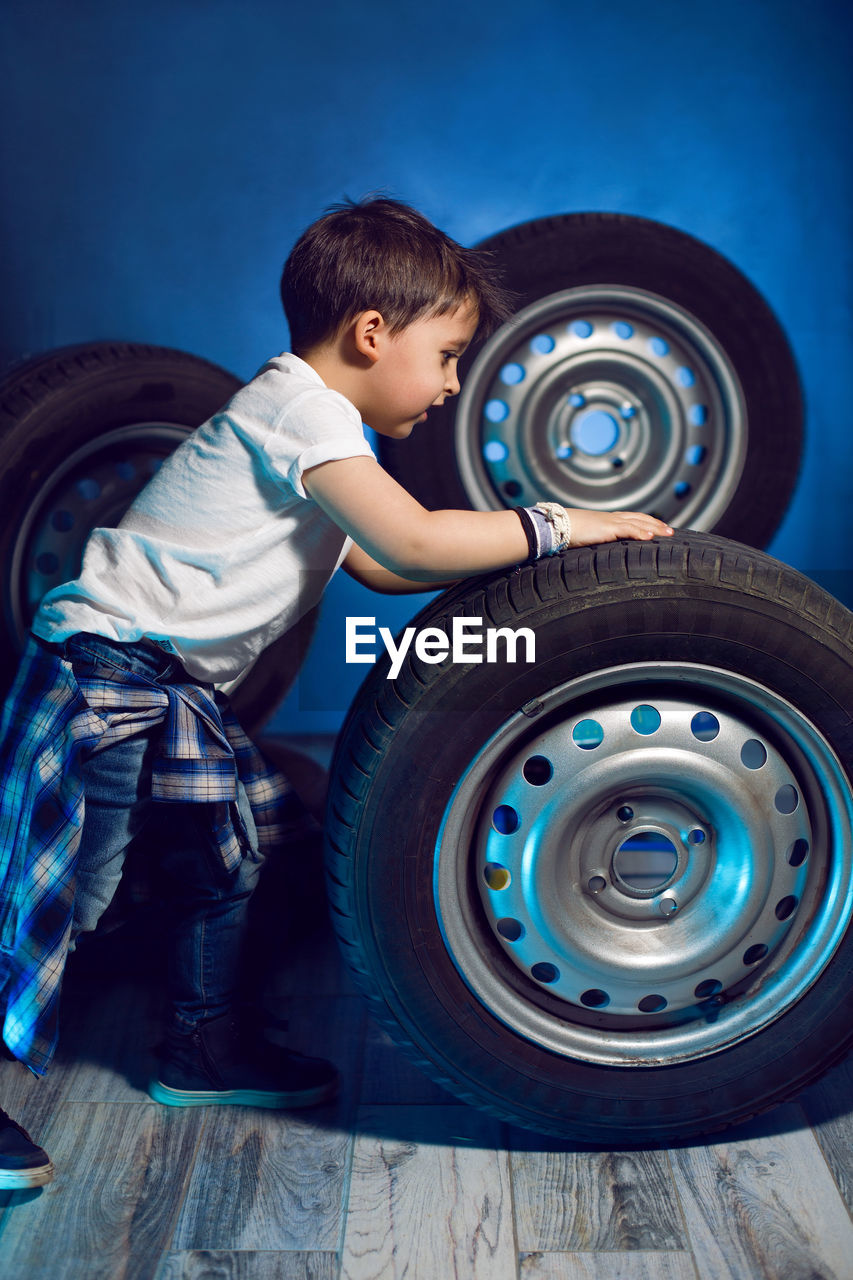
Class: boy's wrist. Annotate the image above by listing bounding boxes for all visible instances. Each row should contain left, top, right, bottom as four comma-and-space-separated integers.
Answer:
514, 503, 573, 559
514, 506, 539, 561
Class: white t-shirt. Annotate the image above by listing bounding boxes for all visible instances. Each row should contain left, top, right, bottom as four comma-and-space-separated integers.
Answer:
33, 354, 376, 682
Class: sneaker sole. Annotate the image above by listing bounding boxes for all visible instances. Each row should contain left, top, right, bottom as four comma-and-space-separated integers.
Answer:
147, 1078, 339, 1109
0, 1160, 55, 1190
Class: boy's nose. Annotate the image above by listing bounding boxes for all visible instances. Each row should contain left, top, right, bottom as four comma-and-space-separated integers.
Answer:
434, 379, 460, 407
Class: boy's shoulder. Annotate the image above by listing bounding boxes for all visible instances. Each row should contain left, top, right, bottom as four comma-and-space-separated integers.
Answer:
228, 352, 362, 437
243, 352, 341, 398
248, 351, 324, 391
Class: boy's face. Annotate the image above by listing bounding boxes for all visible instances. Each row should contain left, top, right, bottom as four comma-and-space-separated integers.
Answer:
365, 301, 479, 438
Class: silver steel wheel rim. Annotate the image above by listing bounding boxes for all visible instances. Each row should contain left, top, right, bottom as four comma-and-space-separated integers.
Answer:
454, 286, 747, 528
10, 423, 191, 645
434, 663, 853, 1066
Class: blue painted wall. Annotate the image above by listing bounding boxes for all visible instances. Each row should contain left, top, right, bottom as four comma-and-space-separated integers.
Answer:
3, 0, 851, 731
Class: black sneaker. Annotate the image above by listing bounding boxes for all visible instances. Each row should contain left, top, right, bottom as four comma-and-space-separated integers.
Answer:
0, 1107, 54, 1190
148, 1013, 339, 1109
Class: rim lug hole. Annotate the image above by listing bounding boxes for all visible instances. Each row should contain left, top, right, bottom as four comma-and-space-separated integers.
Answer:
616, 805, 634, 822
588, 875, 607, 894
659, 897, 678, 916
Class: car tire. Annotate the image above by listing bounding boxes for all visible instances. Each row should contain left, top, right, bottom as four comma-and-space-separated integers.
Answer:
326, 532, 853, 1142
0, 341, 311, 733
380, 213, 803, 549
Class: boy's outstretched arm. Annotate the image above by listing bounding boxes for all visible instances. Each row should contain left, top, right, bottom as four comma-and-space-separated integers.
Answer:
304, 456, 672, 583
342, 542, 459, 593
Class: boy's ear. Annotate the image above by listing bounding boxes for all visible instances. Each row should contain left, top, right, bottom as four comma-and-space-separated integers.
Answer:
352, 310, 385, 364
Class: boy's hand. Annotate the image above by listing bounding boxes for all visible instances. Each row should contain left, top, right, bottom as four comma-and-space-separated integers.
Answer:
567, 509, 674, 546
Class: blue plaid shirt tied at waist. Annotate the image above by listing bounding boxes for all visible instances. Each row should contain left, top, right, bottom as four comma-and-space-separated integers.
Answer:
0, 634, 291, 1076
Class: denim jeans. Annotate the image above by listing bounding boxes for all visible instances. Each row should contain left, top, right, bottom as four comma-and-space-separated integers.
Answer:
65, 633, 263, 1034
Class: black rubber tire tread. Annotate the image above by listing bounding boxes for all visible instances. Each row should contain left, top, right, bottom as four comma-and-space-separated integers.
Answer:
379, 212, 803, 549
325, 531, 853, 1143
0, 341, 311, 733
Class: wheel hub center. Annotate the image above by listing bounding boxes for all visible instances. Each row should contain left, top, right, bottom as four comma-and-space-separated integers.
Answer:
582, 794, 711, 919
612, 828, 679, 893
570, 407, 621, 456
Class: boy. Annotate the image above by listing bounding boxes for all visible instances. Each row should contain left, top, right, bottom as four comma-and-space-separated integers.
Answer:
0, 197, 672, 1185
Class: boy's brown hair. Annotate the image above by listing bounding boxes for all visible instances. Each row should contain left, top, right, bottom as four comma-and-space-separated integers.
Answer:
281, 196, 513, 355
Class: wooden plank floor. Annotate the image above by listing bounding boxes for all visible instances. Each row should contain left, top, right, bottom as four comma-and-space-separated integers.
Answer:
2, 740, 853, 1279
